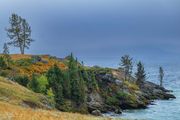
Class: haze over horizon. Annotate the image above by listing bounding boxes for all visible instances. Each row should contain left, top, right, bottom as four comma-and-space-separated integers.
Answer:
0, 0, 180, 67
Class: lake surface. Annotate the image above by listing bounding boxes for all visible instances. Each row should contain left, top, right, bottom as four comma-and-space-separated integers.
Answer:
105, 64, 180, 120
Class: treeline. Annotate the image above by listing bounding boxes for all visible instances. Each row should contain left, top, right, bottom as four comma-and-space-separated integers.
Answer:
120, 55, 164, 87
1, 13, 165, 88
6, 53, 99, 112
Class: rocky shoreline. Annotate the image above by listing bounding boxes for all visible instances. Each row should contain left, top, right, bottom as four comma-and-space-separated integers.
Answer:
86, 68, 175, 116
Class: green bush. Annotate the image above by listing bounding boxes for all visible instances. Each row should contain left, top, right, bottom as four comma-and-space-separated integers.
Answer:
0, 70, 9, 77
116, 91, 129, 100
37, 75, 48, 94
15, 58, 32, 66
47, 88, 55, 108
106, 96, 119, 106
0, 57, 8, 69
28, 74, 48, 94
28, 74, 39, 92
14, 75, 29, 87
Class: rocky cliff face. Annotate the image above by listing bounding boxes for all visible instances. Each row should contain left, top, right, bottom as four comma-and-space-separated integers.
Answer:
87, 68, 175, 115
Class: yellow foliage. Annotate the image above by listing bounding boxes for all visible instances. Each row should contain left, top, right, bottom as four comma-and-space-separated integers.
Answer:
6, 54, 67, 77
0, 101, 120, 120
10, 54, 32, 60
124, 81, 139, 91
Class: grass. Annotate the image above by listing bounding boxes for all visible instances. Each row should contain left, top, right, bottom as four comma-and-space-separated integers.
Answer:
0, 101, 121, 120
0, 77, 50, 109
0, 76, 125, 120
124, 81, 139, 91
0, 54, 133, 120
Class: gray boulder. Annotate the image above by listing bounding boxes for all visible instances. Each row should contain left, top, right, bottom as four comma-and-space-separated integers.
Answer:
115, 79, 123, 85
87, 92, 104, 112
115, 108, 122, 114
91, 110, 102, 116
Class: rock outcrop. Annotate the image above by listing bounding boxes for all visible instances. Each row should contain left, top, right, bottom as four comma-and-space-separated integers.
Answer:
87, 68, 175, 115
87, 92, 105, 112
140, 81, 176, 100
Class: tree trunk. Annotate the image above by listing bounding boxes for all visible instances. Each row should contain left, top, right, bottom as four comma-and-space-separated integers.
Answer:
20, 46, 24, 54
160, 79, 163, 87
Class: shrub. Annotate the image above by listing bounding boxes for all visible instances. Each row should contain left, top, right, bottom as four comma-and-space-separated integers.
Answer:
36, 75, 48, 94
124, 81, 139, 91
31, 55, 42, 63
28, 74, 39, 92
15, 58, 32, 66
14, 75, 29, 87
106, 96, 119, 106
47, 88, 55, 108
28, 74, 48, 94
116, 91, 129, 100
0, 70, 9, 77
0, 57, 8, 69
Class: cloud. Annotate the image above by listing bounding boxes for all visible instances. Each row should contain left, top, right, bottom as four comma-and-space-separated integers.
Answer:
0, 0, 180, 66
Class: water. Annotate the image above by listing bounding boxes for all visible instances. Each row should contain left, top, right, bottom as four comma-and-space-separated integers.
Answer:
107, 64, 180, 120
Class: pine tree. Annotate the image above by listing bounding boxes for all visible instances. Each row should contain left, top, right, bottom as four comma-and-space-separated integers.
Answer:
6, 13, 34, 54
82, 69, 89, 83
89, 71, 99, 92
3, 43, 9, 55
69, 54, 80, 103
0, 57, 7, 69
71, 75, 81, 104
120, 55, 133, 81
159, 67, 164, 87
68, 53, 85, 105
135, 61, 146, 86
47, 64, 64, 106
78, 66, 86, 104
62, 70, 71, 99
2, 43, 11, 65
28, 74, 39, 92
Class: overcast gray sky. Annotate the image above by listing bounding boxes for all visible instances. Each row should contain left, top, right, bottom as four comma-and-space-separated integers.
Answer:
0, 0, 180, 67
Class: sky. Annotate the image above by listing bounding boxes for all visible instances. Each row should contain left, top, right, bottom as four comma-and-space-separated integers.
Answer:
0, 0, 180, 67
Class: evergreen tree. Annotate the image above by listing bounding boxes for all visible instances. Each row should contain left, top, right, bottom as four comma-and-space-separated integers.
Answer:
82, 69, 89, 83
68, 54, 80, 103
80, 61, 88, 84
3, 43, 9, 55
6, 13, 34, 54
135, 61, 146, 86
62, 70, 71, 99
120, 55, 133, 81
0, 57, 7, 69
71, 78, 80, 104
47, 64, 64, 106
28, 74, 39, 92
2, 43, 11, 65
159, 67, 164, 87
89, 71, 99, 92
78, 67, 86, 104
68, 53, 85, 105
